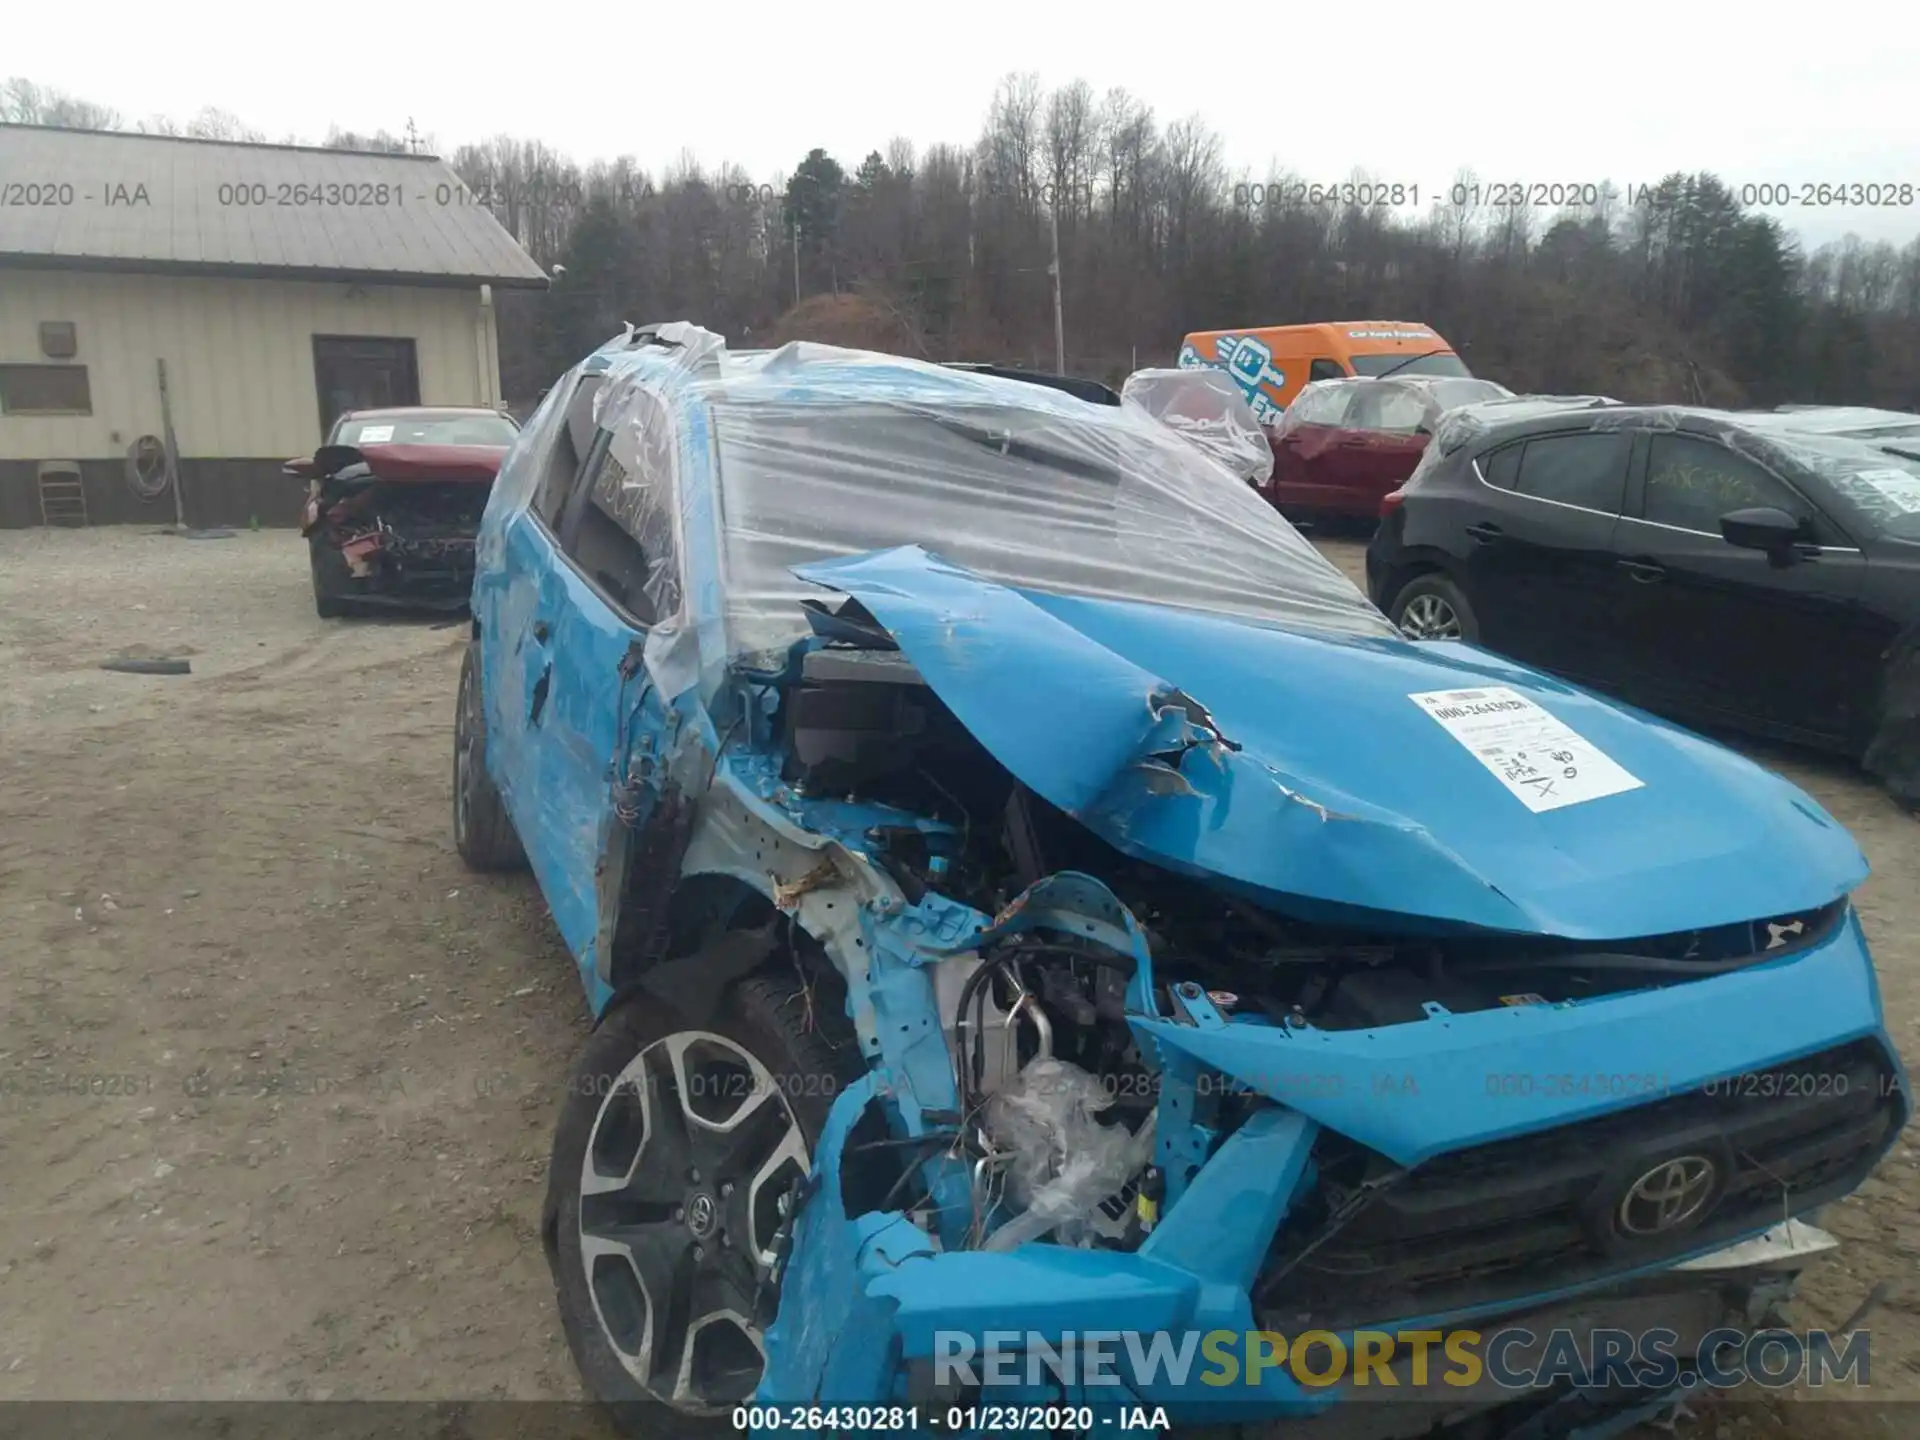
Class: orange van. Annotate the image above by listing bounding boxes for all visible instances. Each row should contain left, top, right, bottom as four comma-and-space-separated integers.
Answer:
1176, 321, 1470, 425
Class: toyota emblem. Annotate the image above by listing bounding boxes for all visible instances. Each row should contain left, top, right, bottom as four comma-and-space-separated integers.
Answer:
685, 1192, 717, 1238
1616, 1155, 1718, 1236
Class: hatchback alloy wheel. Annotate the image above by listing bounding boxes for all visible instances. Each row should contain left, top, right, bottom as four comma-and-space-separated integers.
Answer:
1399, 592, 1463, 640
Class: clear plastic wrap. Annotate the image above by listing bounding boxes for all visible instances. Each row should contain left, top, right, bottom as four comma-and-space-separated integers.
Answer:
592, 330, 1398, 698
1275, 376, 1513, 441
1120, 367, 1274, 485
981, 1057, 1154, 1251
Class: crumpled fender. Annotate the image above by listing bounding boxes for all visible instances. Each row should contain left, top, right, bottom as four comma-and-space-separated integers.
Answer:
792, 546, 1867, 940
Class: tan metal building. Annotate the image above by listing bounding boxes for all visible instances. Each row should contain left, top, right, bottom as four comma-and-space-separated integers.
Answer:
0, 124, 548, 528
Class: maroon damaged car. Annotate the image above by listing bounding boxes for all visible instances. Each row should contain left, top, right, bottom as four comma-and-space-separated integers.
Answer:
286, 407, 520, 618
1266, 376, 1510, 524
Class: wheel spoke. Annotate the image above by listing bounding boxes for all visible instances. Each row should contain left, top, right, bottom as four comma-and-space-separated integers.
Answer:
581, 1223, 693, 1385
581, 1052, 685, 1205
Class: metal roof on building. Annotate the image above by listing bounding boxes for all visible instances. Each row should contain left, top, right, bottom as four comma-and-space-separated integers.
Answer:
0, 125, 549, 289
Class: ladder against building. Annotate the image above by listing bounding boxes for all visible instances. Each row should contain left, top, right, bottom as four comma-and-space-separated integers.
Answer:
37, 461, 88, 527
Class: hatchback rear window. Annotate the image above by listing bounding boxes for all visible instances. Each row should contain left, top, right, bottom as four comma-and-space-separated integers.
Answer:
1510, 432, 1629, 513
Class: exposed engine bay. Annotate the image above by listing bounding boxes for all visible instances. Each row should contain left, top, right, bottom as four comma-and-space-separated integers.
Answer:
763, 605, 1868, 1301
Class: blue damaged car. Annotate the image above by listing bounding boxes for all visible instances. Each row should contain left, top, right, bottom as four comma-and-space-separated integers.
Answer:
454, 323, 1907, 1437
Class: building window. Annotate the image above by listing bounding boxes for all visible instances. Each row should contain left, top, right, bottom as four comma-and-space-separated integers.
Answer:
313, 336, 421, 439
0, 364, 92, 415
39, 322, 78, 359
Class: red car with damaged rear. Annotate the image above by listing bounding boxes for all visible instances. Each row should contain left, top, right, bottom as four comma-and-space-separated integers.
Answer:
286, 407, 520, 618
1265, 376, 1510, 524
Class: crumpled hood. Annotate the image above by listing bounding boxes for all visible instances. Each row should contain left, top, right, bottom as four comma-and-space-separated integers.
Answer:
793, 546, 1868, 940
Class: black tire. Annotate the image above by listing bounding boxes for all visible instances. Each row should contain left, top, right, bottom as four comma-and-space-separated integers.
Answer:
454, 643, 526, 871
309, 537, 351, 620
545, 968, 862, 1422
1390, 571, 1480, 643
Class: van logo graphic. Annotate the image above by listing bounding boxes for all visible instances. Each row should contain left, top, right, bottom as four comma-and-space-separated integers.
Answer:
1183, 336, 1285, 425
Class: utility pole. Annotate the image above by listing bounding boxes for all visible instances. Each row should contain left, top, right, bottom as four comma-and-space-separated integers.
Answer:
792, 215, 801, 307
1048, 201, 1066, 375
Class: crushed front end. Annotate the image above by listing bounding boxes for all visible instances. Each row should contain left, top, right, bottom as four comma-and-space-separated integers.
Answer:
715, 594, 1907, 1439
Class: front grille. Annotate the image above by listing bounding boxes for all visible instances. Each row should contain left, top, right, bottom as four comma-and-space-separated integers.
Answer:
1258, 1040, 1902, 1330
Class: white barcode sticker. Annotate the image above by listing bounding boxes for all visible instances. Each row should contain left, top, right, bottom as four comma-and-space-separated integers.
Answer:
1409, 686, 1644, 812
356, 424, 395, 443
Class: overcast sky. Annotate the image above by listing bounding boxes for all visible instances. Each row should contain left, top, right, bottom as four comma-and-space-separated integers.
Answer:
12, 1, 1920, 249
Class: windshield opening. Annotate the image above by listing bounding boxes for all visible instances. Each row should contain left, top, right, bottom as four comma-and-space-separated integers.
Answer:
708, 399, 1397, 662
1348, 352, 1473, 379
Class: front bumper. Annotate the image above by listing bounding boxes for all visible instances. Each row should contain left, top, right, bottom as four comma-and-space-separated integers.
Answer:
758, 906, 1903, 1430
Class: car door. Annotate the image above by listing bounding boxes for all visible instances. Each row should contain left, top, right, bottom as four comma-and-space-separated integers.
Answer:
1458, 429, 1632, 683
1325, 384, 1432, 516
1270, 383, 1358, 511
530, 390, 685, 1003
1611, 431, 1873, 745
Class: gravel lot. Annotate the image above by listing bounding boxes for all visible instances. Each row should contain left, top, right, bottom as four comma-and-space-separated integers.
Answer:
1, 528, 1916, 1434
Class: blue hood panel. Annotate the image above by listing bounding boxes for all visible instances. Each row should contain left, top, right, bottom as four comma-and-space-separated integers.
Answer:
793, 546, 1868, 940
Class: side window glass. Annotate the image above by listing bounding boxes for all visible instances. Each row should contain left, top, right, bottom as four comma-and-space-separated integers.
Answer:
1308, 358, 1346, 383
1512, 432, 1630, 513
1480, 442, 1522, 491
1292, 384, 1353, 427
1350, 387, 1426, 434
531, 375, 604, 527
1644, 433, 1809, 534
554, 387, 683, 627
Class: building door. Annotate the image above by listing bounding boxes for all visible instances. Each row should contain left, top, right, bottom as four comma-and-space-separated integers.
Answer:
312, 336, 420, 439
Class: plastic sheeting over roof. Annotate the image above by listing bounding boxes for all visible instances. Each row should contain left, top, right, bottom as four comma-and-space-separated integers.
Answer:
589, 329, 1397, 698
1119, 367, 1273, 485
1277, 376, 1516, 442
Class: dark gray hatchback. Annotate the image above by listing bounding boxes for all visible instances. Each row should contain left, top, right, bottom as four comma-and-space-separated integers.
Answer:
1365, 401, 1920, 805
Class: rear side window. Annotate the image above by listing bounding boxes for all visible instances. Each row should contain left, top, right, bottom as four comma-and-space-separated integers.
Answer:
1510, 432, 1630, 513
1643, 434, 1810, 534
1479, 442, 1522, 490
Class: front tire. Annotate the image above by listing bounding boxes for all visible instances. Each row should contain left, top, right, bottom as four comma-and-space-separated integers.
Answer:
546, 970, 860, 1418
1390, 572, 1480, 643
453, 643, 526, 871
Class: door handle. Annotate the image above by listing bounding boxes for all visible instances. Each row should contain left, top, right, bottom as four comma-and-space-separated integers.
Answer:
532, 620, 551, 643
1617, 558, 1667, 583
1464, 522, 1503, 544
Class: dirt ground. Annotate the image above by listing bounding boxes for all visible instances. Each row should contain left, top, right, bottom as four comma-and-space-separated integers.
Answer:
1, 528, 1917, 1434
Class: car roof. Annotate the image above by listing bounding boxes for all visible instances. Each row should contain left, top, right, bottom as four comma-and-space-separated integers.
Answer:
339, 406, 506, 420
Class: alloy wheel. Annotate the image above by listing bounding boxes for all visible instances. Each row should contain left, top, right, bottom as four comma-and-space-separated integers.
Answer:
577, 1030, 810, 1409
1399, 593, 1462, 640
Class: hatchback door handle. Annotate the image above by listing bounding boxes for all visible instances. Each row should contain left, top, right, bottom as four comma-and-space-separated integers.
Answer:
1617, 558, 1666, 583
1465, 522, 1503, 544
